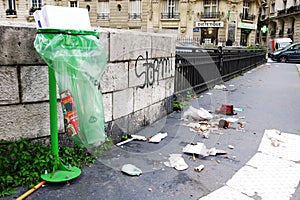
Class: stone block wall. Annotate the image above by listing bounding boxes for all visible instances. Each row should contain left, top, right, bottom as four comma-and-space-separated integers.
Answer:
0, 22, 176, 142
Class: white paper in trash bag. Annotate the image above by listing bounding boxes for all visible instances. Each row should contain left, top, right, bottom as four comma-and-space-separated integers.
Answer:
38, 5, 91, 30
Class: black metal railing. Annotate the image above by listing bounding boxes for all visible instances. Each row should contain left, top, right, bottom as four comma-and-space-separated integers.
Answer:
6, 9, 16, 16
278, 5, 300, 16
201, 12, 220, 19
97, 13, 110, 20
174, 48, 266, 94
129, 13, 141, 20
161, 12, 180, 19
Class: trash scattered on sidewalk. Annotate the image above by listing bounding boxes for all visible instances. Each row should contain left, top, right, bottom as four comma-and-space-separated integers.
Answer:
265, 129, 284, 147
121, 164, 142, 176
116, 134, 147, 146
219, 119, 230, 129
208, 147, 227, 156
271, 138, 280, 147
183, 143, 227, 157
116, 132, 168, 146
225, 117, 239, 123
164, 154, 189, 171
183, 143, 209, 157
233, 107, 244, 112
183, 106, 213, 121
214, 84, 227, 91
216, 160, 220, 164
194, 164, 204, 172
215, 104, 236, 115
186, 121, 211, 138
228, 145, 235, 149
149, 132, 168, 143
237, 122, 245, 128
148, 188, 152, 192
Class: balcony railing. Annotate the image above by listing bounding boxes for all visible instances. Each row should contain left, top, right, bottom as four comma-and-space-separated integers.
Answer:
97, 13, 109, 20
6, 9, 17, 16
241, 13, 255, 21
278, 5, 300, 16
129, 13, 141, 20
161, 12, 180, 19
200, 12, 220, 19
29, 7, 41, 15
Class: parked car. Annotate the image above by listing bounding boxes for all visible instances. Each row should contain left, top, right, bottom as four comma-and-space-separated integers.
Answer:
270, 42, 300, 63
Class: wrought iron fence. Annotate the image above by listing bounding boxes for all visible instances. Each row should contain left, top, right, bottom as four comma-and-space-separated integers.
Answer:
175, 48, 266, 95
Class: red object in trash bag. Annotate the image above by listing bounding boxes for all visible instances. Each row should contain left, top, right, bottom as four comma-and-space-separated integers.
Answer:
215, 104, 236, 115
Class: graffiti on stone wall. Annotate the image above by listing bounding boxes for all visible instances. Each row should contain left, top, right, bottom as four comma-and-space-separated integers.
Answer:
135, 51, 172, 89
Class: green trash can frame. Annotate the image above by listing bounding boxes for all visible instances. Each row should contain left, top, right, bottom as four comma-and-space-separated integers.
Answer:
34, 29, 107, 182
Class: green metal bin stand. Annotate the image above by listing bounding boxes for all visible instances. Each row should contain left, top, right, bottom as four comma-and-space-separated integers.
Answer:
41, 67, 81, 182
34, 29, 107, 182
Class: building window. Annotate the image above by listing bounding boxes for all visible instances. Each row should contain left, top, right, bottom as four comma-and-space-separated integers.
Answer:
203, 0, 218, 18
161, 0, 179, 19
69, 1, 78, 8
242, 1, 250, 19
31, 0, 42, 8
6, 0, 16, 15
98, 0, 109, 20
129, 0, 141, 20
271, 3, 275, 13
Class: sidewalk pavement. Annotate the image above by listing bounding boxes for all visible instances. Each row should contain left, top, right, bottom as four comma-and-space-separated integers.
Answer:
7, 61, 300, 200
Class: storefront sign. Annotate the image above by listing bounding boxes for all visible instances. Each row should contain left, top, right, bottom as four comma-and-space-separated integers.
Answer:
196, 21, 224, 28
238, 22, 257, 30
193, 27, 200, 32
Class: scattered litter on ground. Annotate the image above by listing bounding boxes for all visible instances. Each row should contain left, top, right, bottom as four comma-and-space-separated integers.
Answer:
215, 104, 237, 115
208, 147, 227, 156
219, 119, 230, 129
116, 132, 168, 146
216, 160, 220, 164
183, 143, 209, 157
183, 143, 227, 157
121, 164, 142, 176
149, 132, 168, 143
205, 92, 213, 96
214, 84, 227, 91
239, 116, 246, 119
225, 117, 239, 123
233, 107, 244, 112
228, 145, 235, 149
229, 84, 235, 87
164, 154, 189, 171
194, 164, 204, 172
237, 122, 245, 128
183, 106, 213, 121
264, 129, 284, 147
271, 138, 280, 147
148, 188, 152, 192
116, 135, 147, 146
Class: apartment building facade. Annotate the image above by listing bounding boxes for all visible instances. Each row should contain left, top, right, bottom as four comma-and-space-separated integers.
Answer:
260, 0, 300, 44
1, 0, 260, 46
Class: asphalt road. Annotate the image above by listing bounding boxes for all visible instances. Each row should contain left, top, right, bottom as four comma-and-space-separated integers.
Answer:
6, 61, 300, 200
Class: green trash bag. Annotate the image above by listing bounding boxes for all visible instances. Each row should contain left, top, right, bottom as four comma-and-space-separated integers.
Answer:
34, 29, 107, 148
